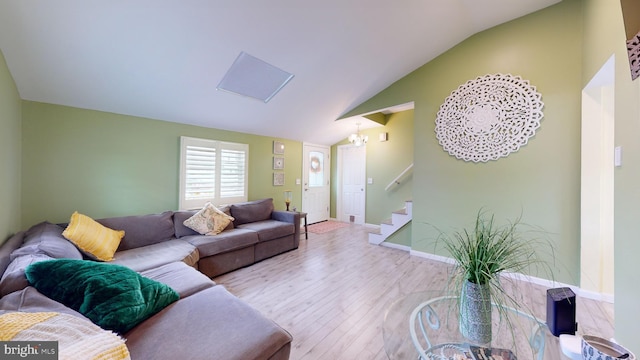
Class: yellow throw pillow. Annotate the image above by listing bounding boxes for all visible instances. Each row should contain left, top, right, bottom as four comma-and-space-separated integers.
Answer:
183, 202, 234, 236
62, 211, 125, 261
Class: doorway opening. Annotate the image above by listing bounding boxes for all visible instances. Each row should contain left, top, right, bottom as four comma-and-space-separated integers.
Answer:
580, 55, 615, 300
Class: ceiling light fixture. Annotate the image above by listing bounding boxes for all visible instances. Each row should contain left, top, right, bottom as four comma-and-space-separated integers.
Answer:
217, 51, 294, 103
348, 122, 368, 147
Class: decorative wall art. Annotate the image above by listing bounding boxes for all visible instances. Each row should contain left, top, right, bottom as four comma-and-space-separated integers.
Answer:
434, 73, 544, 163
627, 31, 640, 80
273, 141, 285, 155
621, 0, 640, 80
273, 157, 285, 170
273, 173, 285, 186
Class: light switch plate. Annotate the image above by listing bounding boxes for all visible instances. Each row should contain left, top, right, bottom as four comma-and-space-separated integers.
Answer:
615, 146, 622, 167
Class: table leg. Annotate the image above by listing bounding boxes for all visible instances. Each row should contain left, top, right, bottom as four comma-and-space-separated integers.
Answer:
304, 215, 308, 239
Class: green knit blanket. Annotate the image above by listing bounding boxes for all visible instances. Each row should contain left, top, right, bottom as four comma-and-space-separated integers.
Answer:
25, 259, 179, 334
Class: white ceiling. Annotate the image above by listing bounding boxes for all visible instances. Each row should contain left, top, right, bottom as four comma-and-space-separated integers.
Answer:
0, 0, 559, 145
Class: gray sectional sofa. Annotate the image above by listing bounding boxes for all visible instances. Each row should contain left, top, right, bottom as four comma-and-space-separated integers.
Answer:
0, 198, 300, 360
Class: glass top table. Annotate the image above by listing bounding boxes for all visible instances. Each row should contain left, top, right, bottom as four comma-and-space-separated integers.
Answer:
383, 291, 554, 360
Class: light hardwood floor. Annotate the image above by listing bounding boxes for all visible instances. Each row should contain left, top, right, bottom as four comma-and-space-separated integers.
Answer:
214, 223, 614, 360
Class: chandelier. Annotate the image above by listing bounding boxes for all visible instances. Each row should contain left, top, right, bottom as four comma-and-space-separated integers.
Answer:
348, 122, 368, 147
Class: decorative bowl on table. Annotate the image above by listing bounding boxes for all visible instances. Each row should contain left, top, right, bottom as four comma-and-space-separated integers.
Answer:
582, 335, 635, 360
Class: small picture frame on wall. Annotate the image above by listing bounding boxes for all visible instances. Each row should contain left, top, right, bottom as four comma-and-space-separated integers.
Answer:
273, 157, 285, 170
273, 173, 285, 186
273, 141, 285, 155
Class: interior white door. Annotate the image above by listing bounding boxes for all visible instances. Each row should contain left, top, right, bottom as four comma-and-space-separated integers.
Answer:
338, 145, 366, 224
302, 143, 330, 224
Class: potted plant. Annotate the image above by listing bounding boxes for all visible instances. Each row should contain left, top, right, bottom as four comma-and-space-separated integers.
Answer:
437, 209, 553, 345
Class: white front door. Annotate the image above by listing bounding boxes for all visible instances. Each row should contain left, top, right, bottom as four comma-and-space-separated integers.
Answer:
337, 144, 366, 224
302, 143, 330, 224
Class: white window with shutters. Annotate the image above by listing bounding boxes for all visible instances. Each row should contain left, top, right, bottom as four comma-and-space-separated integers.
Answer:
179, 136, 248, 210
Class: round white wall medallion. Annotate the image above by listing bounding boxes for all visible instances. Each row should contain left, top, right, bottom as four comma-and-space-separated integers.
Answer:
435, 73, 544, 163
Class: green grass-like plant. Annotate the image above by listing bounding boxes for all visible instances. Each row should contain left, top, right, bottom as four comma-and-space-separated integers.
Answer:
436, 209, 556, 348
442, 210, 552, 287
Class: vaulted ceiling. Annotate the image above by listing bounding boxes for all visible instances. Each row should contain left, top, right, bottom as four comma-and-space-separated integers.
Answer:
0, 0, 560, 145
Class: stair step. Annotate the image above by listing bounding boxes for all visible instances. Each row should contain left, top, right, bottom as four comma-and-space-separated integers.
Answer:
368, 232, 386, 245
370, 199, 413, 246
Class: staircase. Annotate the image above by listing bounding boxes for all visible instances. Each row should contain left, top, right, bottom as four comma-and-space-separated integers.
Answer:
368, 200, 412, 245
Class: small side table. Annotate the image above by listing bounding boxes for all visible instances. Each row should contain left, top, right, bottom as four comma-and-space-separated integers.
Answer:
299, 212, 308, 239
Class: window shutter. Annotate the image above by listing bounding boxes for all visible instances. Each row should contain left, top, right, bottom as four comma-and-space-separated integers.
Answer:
220, 148, 246, 198
185, 145, 216, 200
179, 137, 249, 210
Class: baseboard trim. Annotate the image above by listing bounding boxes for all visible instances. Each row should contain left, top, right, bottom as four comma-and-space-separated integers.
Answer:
409, 249, 614, 304
410, 249, 456, 265
380, 242, 411, 252
364, 223, 380, 230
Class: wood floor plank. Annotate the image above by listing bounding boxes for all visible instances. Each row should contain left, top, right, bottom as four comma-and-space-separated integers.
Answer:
214, 223, 614, 359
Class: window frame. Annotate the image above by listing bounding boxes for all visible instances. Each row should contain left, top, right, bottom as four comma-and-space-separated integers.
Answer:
179, 136, 249, 210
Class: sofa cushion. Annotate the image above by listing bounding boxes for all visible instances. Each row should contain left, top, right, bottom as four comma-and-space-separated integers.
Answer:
237, 220, 295, 242
124, 286, 292, 360
231, 198, 274, 226
181, 228, 259, 257
0, 312, 131, 360
183, 202, 235, 236
0, 287, 89, 320
111, 239, 199, 272
10, 222, 83, 260
139, 262, 215, 298
97, 211, 175, 251
0, 253, 52, 297
173, 210, 199, 237
62, 212, 125, 261
25, 259, 179, 334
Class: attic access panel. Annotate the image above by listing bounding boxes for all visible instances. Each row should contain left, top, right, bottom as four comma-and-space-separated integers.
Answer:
217, 51, 294, 103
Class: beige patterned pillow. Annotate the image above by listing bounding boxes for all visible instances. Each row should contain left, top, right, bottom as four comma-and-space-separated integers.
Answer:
183, 202, 235, 236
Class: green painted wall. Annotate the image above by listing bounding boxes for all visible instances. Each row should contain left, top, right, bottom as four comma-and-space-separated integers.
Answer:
0, 49, 22, 243
343, 0, 583, 286
385, 222, 411, 247
583, 0, 640, 351
21, 101, 302, 227
330, 110, 414, 226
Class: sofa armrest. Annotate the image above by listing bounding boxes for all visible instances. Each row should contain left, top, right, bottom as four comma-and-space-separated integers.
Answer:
0, 231, 26, 276
271, 211, 298, 223
271, 211, 301, 247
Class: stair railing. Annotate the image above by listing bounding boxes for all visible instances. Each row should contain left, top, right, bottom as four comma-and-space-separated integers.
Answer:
385, 163, 414, 191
